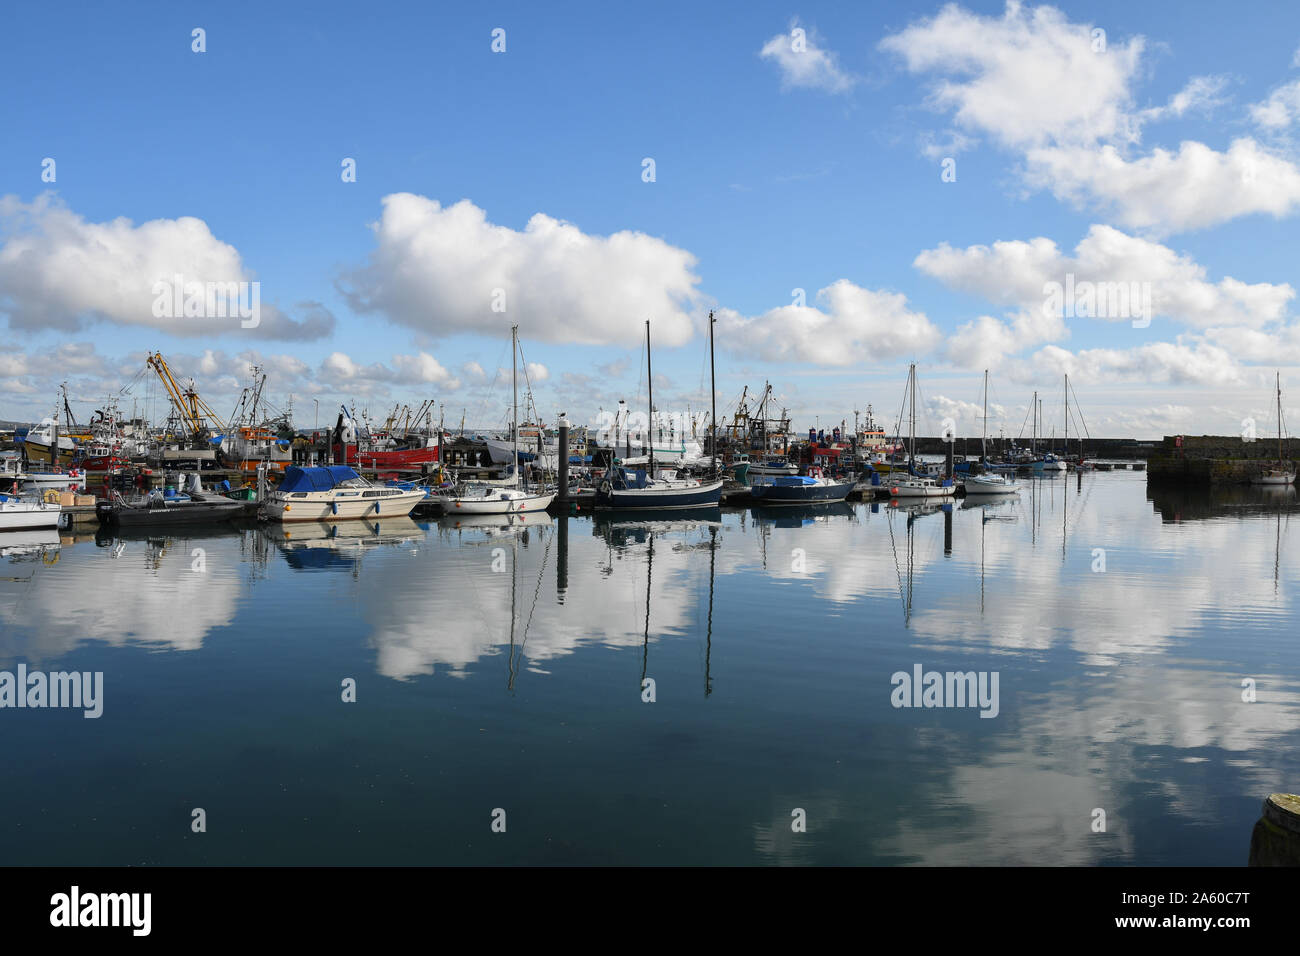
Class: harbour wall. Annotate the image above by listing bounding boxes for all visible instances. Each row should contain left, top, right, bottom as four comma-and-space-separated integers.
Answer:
1147, 435, 1299, 486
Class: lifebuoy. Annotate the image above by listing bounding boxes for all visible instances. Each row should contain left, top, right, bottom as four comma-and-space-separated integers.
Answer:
599, 480, 612, 495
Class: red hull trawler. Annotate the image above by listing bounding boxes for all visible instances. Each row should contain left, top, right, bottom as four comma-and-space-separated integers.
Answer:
333, 444, 440, 469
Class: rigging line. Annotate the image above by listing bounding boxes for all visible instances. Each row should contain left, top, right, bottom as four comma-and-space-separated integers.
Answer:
515, 527, 554, 670
1067, 377, 1092, 440
886, 508, 908, 626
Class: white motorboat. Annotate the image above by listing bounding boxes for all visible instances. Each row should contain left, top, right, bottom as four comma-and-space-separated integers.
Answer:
264, 465, 427, 522
965, 473, 1019, 495
0, 494, 63, 531
890, 476, 956, 498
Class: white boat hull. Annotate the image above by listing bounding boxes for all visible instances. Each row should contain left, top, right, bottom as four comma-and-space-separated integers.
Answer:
441, 491, 555, 515
0, 501, 63, 530
266, 488, 427, 522
1254, 473, 1296, 485
890, 481, 955, 498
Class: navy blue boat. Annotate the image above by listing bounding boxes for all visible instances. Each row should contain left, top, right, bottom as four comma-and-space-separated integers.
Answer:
748, 469, 855, 505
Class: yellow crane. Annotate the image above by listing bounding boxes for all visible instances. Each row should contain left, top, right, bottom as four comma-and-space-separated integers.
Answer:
146, 351, 228, 442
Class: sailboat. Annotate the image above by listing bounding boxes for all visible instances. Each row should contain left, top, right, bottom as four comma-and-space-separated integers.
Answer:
965, 370, 1019, 495
437, 326, 556, 515
889, 364, 956, 498
595, 319, 724, 510
1254, 372, 1296, 485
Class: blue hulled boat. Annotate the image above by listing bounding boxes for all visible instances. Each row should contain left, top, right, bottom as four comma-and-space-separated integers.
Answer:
749, 468, 854, 505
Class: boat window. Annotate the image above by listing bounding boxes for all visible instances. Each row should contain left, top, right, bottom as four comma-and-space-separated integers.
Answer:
291, 492, 308, 498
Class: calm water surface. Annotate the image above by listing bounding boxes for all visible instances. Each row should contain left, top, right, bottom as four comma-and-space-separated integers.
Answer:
2, 471, 1298, 865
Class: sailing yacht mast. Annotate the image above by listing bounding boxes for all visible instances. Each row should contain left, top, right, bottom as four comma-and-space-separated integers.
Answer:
645, 320, 654, 475
1064, 374, 1069, 462
512, 324, 519, 489
1278, 371, 1284, 465
981, 369, 989, 462
709, 310, 717, 479
909, 364, 917, 468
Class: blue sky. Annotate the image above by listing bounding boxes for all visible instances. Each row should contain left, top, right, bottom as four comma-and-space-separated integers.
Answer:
4, 0, 1300, 439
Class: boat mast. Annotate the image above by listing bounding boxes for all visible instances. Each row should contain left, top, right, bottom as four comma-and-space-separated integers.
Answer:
512, 324, 520, 489
1032, 390, 1037, 456
1064, 374, 1069, 462
645, 320, 654, 475
982, 369, 989, 462
1278, 370, 1285, 466
909, 364, 916, 469
708, 309, 717, 479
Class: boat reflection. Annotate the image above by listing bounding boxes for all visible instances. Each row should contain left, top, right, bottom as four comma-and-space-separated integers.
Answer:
264, 516, 422, 572
0, 528, 61, 570
750, 501, 854, 527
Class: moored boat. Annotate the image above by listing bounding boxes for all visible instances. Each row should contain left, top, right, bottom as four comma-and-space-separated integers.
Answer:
263, 465, 427, 522
749, 466, 855, 504
0, 494, 63, 531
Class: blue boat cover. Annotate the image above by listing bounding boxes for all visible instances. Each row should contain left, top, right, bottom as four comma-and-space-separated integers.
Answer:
772, 475, 818, 486
279, 465, 360, 492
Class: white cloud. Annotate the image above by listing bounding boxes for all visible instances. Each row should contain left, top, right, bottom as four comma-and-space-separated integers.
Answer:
881, 3, 1300, 234
715, 280, 941, 366
879, 2, 1144, 150
525, 361, 549, 382
1250, 78, 1300, 129
340, 193, 703, 348
0, 194, 332, 339
759, 23, 854, 93
1022, 341, 1242, 387
1023, 140, 1300, 233
917, 224, 1294, 329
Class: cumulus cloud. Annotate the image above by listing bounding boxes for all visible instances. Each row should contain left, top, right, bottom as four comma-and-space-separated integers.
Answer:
759, 22, 854, 93
0, 194, 333, 339
1022, 342, 1242, 387
880, 2, 1144, 150
1023, 140, 1300, 233
880, 3, 1300, 234
916, 224, 1294, 329
339, 193, 703, 348
714, 280, 941, 366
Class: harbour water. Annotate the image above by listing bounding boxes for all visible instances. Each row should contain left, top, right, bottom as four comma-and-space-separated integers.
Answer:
2, 470, 1298, 865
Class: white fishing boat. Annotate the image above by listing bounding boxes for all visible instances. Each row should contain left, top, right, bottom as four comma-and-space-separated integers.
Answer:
435, 326, 556, 516
263, 464, 427, 522
1253, 372, 1295, 486
1, 454, 84, 492
965, 370, 1020, 496
0, 494, 63, 531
